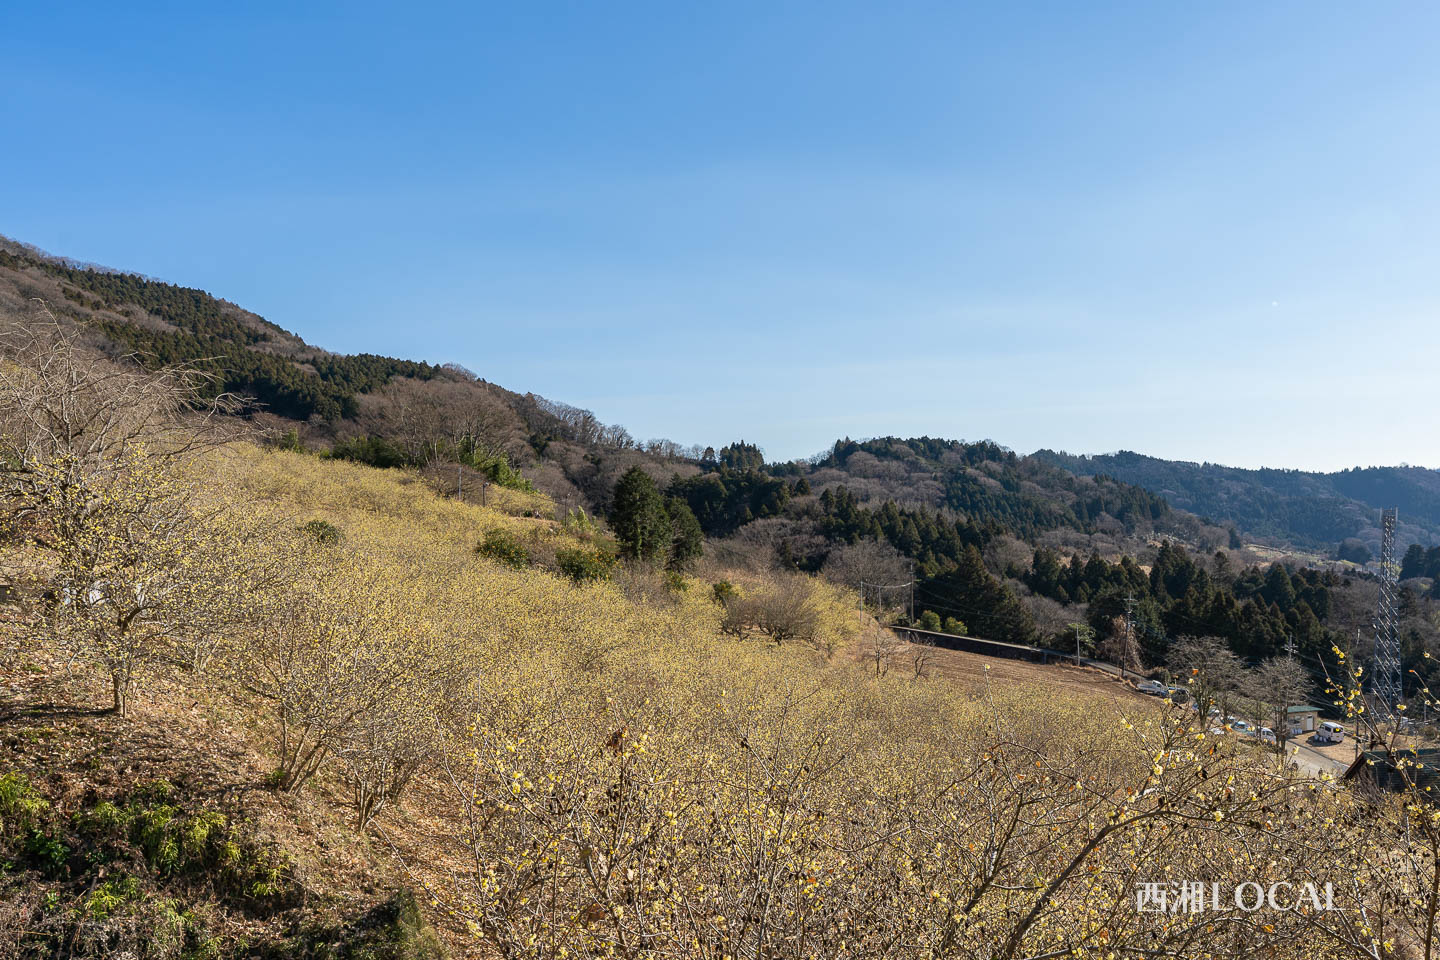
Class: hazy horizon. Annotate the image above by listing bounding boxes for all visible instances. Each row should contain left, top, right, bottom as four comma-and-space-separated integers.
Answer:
5, 2, 1438, 472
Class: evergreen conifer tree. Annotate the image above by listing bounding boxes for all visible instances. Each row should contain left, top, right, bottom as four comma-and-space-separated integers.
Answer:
610, 467, 672, 562
666, 497, 704, 571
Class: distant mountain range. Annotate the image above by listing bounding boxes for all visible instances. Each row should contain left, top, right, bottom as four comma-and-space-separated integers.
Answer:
1032, 449, 1440, 553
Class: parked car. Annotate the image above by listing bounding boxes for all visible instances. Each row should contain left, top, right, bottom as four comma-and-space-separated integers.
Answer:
1136, 679, 1167, 696
1253, 727, 1276, 744
1166, 686, 1189, 701
1316, 721, 1345, 744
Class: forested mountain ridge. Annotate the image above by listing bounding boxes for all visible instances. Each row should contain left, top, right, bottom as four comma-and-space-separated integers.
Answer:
0, 237, 443, 422
0, 235, 709, 512
812, 436, 1174, 540
0, 236, 1210, 552
10, 231, 1426, 560
693, 436, 1440, 694
1033, 448, 1440, 553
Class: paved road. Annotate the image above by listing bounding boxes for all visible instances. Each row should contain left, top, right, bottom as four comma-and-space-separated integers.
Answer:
1284, 740, 1348, 778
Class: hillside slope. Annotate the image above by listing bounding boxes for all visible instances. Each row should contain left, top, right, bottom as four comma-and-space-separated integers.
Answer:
6, 440, 1437, 958
0, 236, 704, 515
0, 437, 869, 956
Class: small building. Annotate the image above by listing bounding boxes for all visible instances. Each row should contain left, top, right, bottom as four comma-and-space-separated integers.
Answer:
1285, 705, 1323, 736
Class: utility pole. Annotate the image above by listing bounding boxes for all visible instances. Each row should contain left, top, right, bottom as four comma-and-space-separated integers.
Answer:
1068, 622, 1092, 666
1122, 594, 1138, 679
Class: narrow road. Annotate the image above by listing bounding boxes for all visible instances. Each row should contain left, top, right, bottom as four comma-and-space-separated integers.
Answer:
1284, 740, 1348, 778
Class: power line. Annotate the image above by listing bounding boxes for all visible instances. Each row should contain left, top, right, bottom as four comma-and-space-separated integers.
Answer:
912, 585, 1036, 628
859, 580, 915, 622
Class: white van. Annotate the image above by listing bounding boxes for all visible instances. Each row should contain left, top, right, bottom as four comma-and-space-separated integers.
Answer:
1316, 721, 1345, 744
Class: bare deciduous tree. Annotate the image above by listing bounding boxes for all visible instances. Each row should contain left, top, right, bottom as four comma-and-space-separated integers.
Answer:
864, 626, 906, 676
910, 636, 937, 678
717, 577, 826, 650
1169, 635, 1244, 721
1247, 656, 1313, 749
366, 377, 524, 467
820, 538, 913, 591
0, 308, 244, 715
0, 307, 239, 490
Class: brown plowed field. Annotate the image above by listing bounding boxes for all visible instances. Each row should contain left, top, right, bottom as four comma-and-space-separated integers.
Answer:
860, 640, 1154, 704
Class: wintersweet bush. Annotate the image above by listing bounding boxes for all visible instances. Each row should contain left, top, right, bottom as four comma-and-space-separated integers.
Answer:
208, 447, 1439, 959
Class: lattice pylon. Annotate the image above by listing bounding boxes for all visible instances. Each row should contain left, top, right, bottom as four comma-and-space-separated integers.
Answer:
1372, 508, 1403, 715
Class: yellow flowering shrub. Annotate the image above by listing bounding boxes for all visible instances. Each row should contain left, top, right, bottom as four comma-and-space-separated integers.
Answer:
201, 446, 1440, 959
8, 417, 1438, 958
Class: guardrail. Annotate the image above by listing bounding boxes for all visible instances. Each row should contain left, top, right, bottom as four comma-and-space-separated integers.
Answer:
889, 625, 1135, 681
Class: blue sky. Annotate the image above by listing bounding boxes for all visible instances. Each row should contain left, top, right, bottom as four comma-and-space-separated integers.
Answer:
3, 2, 1437, 470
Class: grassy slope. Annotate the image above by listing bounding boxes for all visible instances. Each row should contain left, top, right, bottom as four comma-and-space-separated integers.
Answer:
0, 448, 564, 958
0, 447, 869, 956
2, 446, 1153, 957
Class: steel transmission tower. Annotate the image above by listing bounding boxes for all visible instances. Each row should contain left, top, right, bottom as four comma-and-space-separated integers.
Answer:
1372, 508, 1403, 714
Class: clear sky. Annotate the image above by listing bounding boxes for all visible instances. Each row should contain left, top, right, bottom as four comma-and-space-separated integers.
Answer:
3, 3, 1437, 470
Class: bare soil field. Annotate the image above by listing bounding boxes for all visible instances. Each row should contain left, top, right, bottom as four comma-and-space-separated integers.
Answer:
1296, 735, 1362, 767
864, 640, 1154, 704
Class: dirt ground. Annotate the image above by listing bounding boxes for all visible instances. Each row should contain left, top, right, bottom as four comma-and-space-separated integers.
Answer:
857, 640, 1154, 704
1294, 727, 1438, 768
1294, 734, 1362, 767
